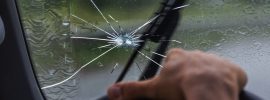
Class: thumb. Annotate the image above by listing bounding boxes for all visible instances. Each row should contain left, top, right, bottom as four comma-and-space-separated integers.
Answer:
107, 79, 157, 100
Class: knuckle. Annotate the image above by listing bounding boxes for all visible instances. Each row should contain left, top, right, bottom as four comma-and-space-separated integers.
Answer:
162, 49, 189, 73
166, 48, 186, 60
168, 48, 185, 54
183, 69, 229, 84
190, 70, 218, 79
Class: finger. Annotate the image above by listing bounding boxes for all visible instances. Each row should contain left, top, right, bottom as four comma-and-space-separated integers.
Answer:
107, 79, 156, 100
224, 62, 248, 91
165, 48, 186, 63
162, 48, 189, 75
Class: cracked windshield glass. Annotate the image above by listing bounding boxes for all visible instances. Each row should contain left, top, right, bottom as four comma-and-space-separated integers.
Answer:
17, 0, 270, 99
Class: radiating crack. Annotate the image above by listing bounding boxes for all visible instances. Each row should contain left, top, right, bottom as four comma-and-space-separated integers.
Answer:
41, 45, 118, 89
111, 63, 119, 74
41, 0, 189, 90
98, 44, 113, 49
108, 14, 119, 23
71, 14, 117, 38
173, 4, 190, 10
152, 52, 167, 58
135, 62, 146, 80
160, 39, 182, 44
137, 50, 164, 68
90, 0, 120, 35
71, 37, 115, 42
130, 14, 160, 36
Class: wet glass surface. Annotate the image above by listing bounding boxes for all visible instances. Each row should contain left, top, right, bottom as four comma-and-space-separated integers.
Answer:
17, 0, 270, 99
17, 0, 163, 99
169, 0, 270, 99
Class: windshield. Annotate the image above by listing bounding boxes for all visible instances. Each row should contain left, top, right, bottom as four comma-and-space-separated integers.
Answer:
16, 0, 270, 100
17, 0, 163, 99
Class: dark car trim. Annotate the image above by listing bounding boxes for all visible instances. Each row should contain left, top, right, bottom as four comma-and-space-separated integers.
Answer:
0, 0, 44, 100
0, 16, 5, 45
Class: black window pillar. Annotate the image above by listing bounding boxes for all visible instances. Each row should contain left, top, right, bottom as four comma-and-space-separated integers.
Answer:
0, 0, 44, 100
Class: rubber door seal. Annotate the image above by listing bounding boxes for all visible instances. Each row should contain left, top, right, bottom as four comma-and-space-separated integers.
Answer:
0, 16, 5, 45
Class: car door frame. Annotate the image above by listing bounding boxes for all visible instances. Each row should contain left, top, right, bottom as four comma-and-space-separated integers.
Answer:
0, 0, 44, 100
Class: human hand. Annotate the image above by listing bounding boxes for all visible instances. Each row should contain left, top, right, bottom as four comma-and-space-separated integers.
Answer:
108, 48, 247, 100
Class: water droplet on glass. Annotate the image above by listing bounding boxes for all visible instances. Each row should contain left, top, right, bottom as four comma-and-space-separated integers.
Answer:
217, 46, 223, 50
220, 38, 226, 42
62, 16, 70, 26
253, 41, 262, 50
62, 21, 70, 26
72, 80, 77, 86
215, 43, 221, 47
144, 45, 151, 51
62, 34, 68, 36
97, 62, 104, 67
243, 5, 256, 14
49, 70, 55, 76
236, 41, 241, 46
238, 31, 247, 35
263, 5, 270, 14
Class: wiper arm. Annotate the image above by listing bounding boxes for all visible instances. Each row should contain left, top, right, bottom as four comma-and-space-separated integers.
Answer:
116, 0, 183, 83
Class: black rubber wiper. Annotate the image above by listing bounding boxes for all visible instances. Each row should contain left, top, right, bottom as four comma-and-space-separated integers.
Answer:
0, 16, 5, 45
116, 0, 182, 83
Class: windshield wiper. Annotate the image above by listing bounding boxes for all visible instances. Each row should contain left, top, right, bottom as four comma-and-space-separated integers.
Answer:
116, 0, 184, 83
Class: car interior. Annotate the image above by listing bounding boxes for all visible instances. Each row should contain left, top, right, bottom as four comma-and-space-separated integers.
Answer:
0, 0, 269, 100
